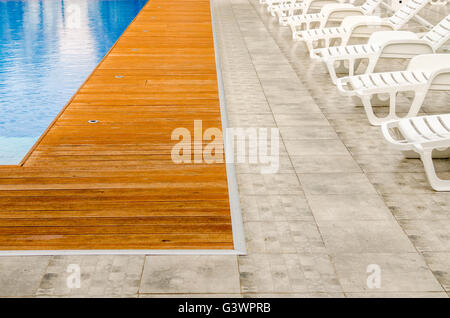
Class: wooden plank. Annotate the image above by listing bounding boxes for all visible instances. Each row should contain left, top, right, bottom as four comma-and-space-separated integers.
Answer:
0, 0, 233, 250
0, 234, 233, 250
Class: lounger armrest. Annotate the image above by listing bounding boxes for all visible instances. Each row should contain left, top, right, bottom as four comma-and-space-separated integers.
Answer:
324, 6, 368, 19
381, 121, 414, 150
310, 48, 325, 59
368, 31, 418, 45
383, 39, 432, 46
379, 39, 435, 58
335, 77, 357, 96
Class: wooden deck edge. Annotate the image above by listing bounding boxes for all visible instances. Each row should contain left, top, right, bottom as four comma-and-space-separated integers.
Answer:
0, 249, 246, 256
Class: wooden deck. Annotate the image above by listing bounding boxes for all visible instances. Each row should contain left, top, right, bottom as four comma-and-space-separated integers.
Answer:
0, 0, 234, 250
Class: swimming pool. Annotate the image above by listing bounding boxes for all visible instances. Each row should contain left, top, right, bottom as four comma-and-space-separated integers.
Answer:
0, 0, 147, 164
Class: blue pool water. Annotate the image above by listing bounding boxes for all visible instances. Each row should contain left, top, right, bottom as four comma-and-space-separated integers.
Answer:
0, 0, 147, 164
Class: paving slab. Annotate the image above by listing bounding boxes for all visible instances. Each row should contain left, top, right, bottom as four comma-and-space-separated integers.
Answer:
139, 256, 240, 294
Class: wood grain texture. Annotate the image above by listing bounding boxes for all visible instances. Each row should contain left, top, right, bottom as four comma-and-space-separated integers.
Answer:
0, 0, 234, 250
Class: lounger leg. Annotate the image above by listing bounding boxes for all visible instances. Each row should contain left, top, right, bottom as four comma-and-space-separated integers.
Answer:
364, 89, 424, 125
353, 59, 362, 72
348, 59, 359, 77
305, 40, 315, 52
329, 58, 362, 84
365, 55, 380, 74
289, 24, 297, 38
388, 92, 398, 119
328, 38, 336, 47
362, 96, 382, 125
279, 11, 288, 25
327, 61, 340, 84
420, 149, 450, 191
340, 35, 350, 47
406, 91, 427, 118
361, 92, 399, 125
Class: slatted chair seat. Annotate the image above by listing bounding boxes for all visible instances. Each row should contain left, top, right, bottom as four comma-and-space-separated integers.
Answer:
294, 0, 429, 52
310, 15, 450, 84
336, 54, 450, 126
270, 0, 311, 22
287, 0, 380, 32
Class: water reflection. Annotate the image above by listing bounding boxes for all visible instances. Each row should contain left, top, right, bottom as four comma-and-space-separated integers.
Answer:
0, 0, 147, 163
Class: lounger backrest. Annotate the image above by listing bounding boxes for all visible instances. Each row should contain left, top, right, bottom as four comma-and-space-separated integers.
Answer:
387, 0, 429, 29
368, 31, 418, 45
422, 15, 450, 51
407, 54, 450, 73
267, 0, 295, 5
407, 54, 450, 90
360, 0, 382, 15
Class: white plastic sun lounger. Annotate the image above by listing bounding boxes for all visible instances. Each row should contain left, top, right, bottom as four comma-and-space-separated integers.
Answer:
294, 0, 430, 52
272, 0, 347, 25
268, 0, 308, 17
336, 54, 450, 125
311, 14, 450, 83
286, 0, 381, 34
261, 0, 304, 5
262, 0, 286, 6
266, 0, 296, 13
381, 114, 450, 191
